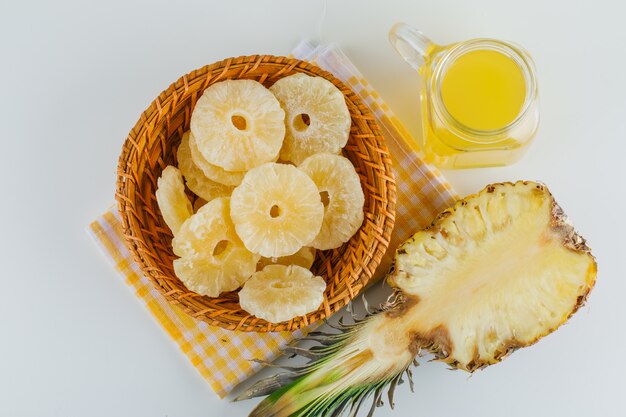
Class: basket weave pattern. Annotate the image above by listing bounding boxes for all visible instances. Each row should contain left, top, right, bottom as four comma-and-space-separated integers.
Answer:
116, 55, 396, 332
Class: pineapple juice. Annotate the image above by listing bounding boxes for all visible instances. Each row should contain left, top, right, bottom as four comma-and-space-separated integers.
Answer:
421, 47, 538, 168
442, 50, 526, 132
389, 24, 539, 169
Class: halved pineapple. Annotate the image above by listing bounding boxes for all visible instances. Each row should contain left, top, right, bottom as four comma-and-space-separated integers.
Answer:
257, 246, 316, 271
241, 181, 597, 417
176, 132, 234, 202
299, 153, 364, 250
239, 265, 326, 323
270, 74, 351, 165
188, 132, 245, 186
190, 80, 285, 172
230, 163, 324, 258
388, 181, 596, 370
155, 165, 193, 235
172, 197, 259, 297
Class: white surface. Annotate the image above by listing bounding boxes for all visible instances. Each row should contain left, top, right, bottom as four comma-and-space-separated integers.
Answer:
1, 0, 624, 416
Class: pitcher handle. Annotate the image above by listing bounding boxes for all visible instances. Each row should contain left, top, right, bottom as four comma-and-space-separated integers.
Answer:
389, 22, 434, 71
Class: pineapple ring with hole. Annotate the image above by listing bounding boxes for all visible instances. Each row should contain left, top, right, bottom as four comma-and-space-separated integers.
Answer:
177, 132, 234, 202
257, 246, 316, 271
155, 166, 193, 235
270, 73, 351, 165
172, 197, 259, 297
230, 163, 324, 258
190, 80, 285, 172
239, 264, 326, 323
188, 132, 246, 186
299, 153, 365, 250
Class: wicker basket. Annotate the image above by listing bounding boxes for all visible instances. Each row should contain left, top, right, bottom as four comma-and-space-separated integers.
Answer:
116, 55, 396, 332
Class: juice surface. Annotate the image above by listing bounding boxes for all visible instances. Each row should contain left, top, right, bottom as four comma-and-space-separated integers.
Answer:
441, 50, 526, 131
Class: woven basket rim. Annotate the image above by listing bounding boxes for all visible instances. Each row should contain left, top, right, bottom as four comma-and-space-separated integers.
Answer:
116, 54, 396, 332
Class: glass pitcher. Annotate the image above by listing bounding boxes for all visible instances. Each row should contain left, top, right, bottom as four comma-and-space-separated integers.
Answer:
389, 23, 539, 169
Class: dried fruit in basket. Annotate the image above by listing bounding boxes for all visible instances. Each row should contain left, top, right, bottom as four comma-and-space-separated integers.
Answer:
257, 246, 316, 271
155, 166, 193, 235
299, 153, 365, 250
270, 73, 351, 165
239, 264, 326, 323
190, 79, 285, 172
177, 132, 234, 202
188, 132, 246, 186
230, 163, 324, 258
239, 181, 597, 417
172, 197, 259, 297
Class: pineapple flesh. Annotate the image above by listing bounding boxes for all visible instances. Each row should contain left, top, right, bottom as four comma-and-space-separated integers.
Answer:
389, 181, 596, 370
239, 181, 597, 417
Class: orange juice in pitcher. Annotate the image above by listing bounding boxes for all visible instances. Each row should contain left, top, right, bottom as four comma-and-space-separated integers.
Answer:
390, 23, 539, 169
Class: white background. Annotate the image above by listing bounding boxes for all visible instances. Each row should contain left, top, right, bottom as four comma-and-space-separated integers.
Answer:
1, 0, 624, 416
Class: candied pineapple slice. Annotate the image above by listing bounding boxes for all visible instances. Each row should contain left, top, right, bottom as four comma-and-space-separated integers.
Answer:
172, 197, 259, 297
155, 166, 193, 234
270, 74, 351, 165
230, 163, 324, 258
190, 80, 285, 172
299, 153, 364, 250
188, 132, 246, 186
239, 265, 326, 323
177, 132, 234, 202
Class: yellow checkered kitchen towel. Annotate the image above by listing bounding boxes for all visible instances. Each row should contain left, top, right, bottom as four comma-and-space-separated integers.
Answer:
87, 41, 458, 399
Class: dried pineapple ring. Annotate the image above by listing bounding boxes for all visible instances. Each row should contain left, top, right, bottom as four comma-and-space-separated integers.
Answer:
230, 163, 324, 258
239, 265, 326, 323
299, 154, 365, 250
155, 166, 193, 235
190, 80, 285, 172
177, 132, 234, 202
172, 197, 259, 297
270, 73, 351, 165
189, 132, 245, 186
257, 246, 316, 271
